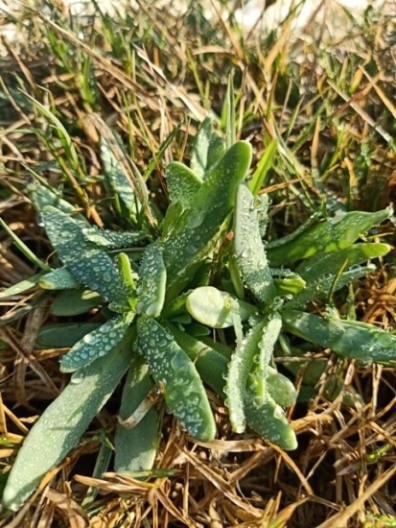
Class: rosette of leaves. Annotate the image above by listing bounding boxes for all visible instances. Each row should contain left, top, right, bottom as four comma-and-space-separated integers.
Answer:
2, 119, 396, 513
1, 122, 252, 510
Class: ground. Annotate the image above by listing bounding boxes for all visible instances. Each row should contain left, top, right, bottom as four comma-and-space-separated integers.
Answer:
0, 1, 395, 527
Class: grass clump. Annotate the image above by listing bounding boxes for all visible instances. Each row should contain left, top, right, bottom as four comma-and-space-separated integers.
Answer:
0, 1, 395, 526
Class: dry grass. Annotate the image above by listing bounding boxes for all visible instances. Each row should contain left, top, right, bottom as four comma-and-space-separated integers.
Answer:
0, 1, 396, 526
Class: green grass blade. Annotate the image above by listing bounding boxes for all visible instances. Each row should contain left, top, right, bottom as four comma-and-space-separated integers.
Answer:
224, 75, 236, 149
0, 219, 50, 271
22, 93, 85, 181
143, 127, 179, 181
249, 139, 277, 196
137, 317, 216, 441
0, 273, 45, 299
2, 332, 134, 511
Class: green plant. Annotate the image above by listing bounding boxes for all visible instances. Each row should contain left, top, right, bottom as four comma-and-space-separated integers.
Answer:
1, 116, 395, 512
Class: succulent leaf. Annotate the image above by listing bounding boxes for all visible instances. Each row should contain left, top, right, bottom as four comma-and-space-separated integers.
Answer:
163, 141, 252, 299
137, 317, 216, 441
165, 162, 202, 207
225, 320, 265, 433
190, 117, 225, 177
137, 242, 167, 318
41, 206, 129, 310
186, 286, 256, 328
114, 357, 160, 473
233, 184, 275, 304
60, 312, 134, 372
244, 393, 297, 451
2, 334, 133, 511
39, 267, 80, 290
267, 207, 392, 266
283, 310, 396, 364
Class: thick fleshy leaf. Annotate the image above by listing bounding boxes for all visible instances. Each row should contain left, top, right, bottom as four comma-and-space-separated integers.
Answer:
50, 289, 102, 316
60, 313, 134, 372
289, 265, 375, 309
166, 323, 228, 395
190, 118, 225, 178
137, 317, 216, 441
233, 184, 275, 304
283, 310, 396, 364
296, 242, 391, 278
166, 324, 296, 450
244, 393, 297, 451
81, 226, 145, 249
266, 367, 297, 408
273, 273, 306, 297
41, 206, 129, 311
39, 267, 80, 290
100, 136, 140, 221
165, 162, 202, 207
289, 243, 391, 308
36, 322, 101, 349
114, 357, 160, 473
163, 141, 252, 299
29, 181, 87, 223
254, 312, 282, 405
225, 320, 265, 433
2, 334, 134, 511
137, 243, 166, 318
186, 286, 256, 329
267, 207, 392, 266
